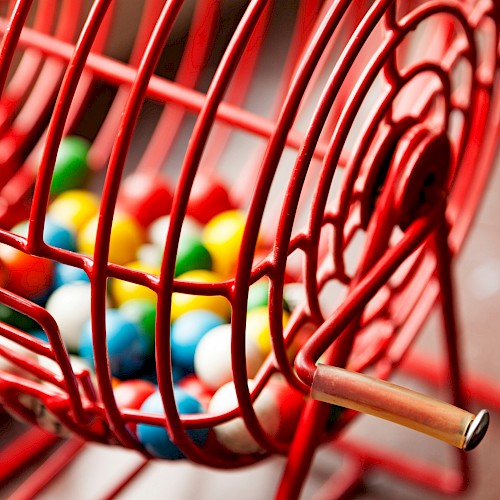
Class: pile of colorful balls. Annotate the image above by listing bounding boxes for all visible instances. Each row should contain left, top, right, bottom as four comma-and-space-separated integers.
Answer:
0, 137, 305, 459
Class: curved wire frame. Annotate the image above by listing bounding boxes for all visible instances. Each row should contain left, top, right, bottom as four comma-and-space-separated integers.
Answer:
0, 0, 498, 495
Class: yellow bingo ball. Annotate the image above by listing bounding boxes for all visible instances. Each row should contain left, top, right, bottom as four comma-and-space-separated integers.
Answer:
202, 210, 247, 278
172, 270, 230, 321
111, 261, 159, 306
49, 190, 100, 232
78, 213, 145, 265
246, 306, 289, 356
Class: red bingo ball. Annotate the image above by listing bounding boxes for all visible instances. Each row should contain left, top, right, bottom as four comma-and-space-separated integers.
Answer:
268, 376, 305, 442
0, 245, 53, 299
114, 379, 157, 410
178, 374, 213, 408
114, 379, 157, 433
118, 173, 173, 228
187, 174, 234, 224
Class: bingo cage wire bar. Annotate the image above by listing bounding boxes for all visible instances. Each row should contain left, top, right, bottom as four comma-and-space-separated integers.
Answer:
0, 0, 498, 499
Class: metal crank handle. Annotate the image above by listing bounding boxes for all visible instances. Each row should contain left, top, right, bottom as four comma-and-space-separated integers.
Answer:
311, 364, 489, 451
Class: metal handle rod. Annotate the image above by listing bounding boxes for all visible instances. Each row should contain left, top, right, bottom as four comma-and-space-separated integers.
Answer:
311, 364, 489, 451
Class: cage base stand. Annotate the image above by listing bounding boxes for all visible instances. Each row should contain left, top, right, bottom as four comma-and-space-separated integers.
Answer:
315, 438, 466, 500
0, 425, 60, 486
8, 437, 85, 500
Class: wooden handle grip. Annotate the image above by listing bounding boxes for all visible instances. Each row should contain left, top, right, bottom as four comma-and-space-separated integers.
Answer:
311, 364, 489, 450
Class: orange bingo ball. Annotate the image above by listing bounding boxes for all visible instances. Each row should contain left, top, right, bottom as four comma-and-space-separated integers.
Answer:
0, 245, 53, 299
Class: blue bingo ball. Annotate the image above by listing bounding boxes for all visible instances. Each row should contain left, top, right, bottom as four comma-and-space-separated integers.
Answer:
171, 310, 225, 373
29, 329, 48, 342
12, 216, 75, 251
53, 263, 90, 288
137, 388, 207, 459
78, 309, 148, 379
43, 217, 77, 251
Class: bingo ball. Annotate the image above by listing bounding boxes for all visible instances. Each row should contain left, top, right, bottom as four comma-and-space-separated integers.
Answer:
171, 310, 225, 373
79, 309, 149, 379
137, 388, 208, 459
202, 210, 248, 278
48, 190, 100, 232
208, 380, 280, 454
118, 173, 173, 228
247, 280, 291, 312
267, 376, 305, 442
53, 263, 90, 288
148, 215, 211, 276
110, 261, 159, 307
42, 217, 77, 251
247, 280, 271, 311
119, 298, 156, 354
0, 245, 53, 299
136, 244, 162, 267
45, 281, 108, 352
114, 379, 157, 411
78, 212, 144, 265
0, 303, 38, 332
194, 323, 264, 391
171, 270, 230, 321
49, 136, 90, 196
12, 217, 76, 252
245, 306, 289, 357
186, 174, 234, 224
174, 234, 212, 277
177, 374, 213, 408
149, 215, 202, 247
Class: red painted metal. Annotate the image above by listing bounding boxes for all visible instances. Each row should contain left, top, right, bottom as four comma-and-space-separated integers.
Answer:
0, 0, 498, 498
8, 437, 85, 500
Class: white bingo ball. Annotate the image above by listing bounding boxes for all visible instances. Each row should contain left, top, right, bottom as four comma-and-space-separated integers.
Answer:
194, 323, 264, 391
136, 243, 162, 267
148, 215, 202, 247
208, 380, 280, 454
45, 281, 108, 352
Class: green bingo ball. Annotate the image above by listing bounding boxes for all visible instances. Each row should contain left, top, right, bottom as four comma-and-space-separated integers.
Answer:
247, 281, 271, 311
50, 136, 90, 196
175, 235, 212, 277
247, 280, 291, 312
0, 303, 38, 332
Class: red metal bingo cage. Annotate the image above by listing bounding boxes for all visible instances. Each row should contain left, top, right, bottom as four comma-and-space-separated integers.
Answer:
0, 0, 499, 498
